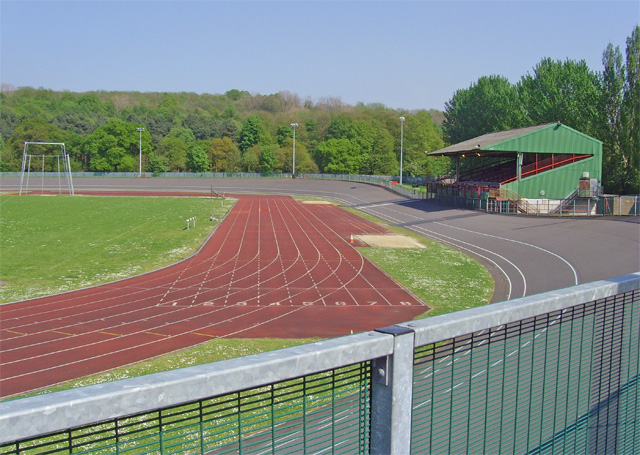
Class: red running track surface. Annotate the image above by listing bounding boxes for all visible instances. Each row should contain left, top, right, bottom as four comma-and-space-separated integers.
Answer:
0, 194, 428, 397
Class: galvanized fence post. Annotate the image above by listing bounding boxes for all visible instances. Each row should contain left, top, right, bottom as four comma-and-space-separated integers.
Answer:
370, 326, 415, 455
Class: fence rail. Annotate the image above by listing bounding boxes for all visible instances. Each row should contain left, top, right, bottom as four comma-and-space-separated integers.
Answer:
2, 172, 636, 216
1, 273, 638, 454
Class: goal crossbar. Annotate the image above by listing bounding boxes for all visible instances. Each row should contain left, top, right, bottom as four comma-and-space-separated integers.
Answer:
20, 142, 74, 195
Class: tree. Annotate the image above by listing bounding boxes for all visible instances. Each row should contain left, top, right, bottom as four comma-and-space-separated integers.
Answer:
225, 147, 243, 172
275, 125, 292, 146
598, 26, 639, 194
2, 118, 67, 170
166, 127, 196, 145
443, 75, 526, 144
225, 89, 248, 101
53, 111, 98, 135
183, 113, 221, 141
0, 109, 20, 140
361, 121, 396, 175
367, 133, 397, 175
209, 137, 237, 172
316, 138, 361, 174
238, 115, 271, 153
147, 153, 169, 174
620, 26, 640, 193
187, 145, 210, 173
242, 146, 260, 172
157, 136, 188, 171
600, 43, 626, 193
327, 114, 355, 140
278, 138, 318, 174
259, 146, 276, 174
518, 58, 601, 137
82, 120, 150, 172
403, 111, 447, 177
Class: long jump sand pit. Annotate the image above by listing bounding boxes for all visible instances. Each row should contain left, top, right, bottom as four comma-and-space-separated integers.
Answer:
356, 234, 426, 249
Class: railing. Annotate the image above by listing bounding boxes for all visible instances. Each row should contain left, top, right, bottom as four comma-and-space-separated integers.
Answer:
501, 154, 592, 185
432, 189, 639, 217
1, 273, 638, 454
2, 172, 636, 217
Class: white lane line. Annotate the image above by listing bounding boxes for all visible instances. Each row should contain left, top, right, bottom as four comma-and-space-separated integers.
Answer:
434, 221, 579, 287
355, 206, 518, 300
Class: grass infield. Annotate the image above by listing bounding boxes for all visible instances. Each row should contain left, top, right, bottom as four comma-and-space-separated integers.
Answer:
0, 194, 230, 303
1, 194, 492, 397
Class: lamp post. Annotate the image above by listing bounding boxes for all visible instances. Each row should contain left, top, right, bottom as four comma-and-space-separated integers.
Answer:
136, 127, 145, 177
399, 117, 405, 186
424, 150, 429, 196
291, 123, 298, 178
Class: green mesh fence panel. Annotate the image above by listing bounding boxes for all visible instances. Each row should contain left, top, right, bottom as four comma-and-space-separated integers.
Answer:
0, 362, 371, 455
411, 289, 639, 454
2, 280, 637, 454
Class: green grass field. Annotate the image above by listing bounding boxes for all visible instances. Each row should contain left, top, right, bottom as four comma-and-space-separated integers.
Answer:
0, 194, 493, 397
0, 194, 230, 303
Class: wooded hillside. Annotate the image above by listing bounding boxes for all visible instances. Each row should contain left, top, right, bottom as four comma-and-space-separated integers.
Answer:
2, 25, 637, 194
0, 87, 448, 178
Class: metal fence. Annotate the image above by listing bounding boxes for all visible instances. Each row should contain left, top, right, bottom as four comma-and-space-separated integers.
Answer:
3, 172, 636, 216
1, 273, 638, 454
430, 193, 639, 217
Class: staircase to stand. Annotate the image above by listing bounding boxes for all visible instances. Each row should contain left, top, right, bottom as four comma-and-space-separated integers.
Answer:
488, 188, 539, 215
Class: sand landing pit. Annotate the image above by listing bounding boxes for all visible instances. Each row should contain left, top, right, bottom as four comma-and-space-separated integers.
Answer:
356, 234, 425, 249
300, 200, 336, 205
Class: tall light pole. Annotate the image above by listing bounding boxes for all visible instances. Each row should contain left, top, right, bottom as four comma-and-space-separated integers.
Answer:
291, 123, 298, 178
399, 116, 405, 186
136, 127, 145, 177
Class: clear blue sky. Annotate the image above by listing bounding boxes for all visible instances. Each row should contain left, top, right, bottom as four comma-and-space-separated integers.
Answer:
1, 0, 638, 111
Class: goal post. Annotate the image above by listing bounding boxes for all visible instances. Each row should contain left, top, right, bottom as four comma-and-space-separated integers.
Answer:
19, 142, 74, 195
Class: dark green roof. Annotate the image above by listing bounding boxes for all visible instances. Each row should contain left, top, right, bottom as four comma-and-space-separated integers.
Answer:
430, 123, 601, 157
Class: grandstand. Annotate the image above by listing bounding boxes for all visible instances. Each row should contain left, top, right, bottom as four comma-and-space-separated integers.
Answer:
428, 123, 604, 214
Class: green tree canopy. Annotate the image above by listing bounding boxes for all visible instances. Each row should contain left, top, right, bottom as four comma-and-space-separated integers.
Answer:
187, 145, 210, 173
238, 115, 271, 153
443, 75, 526, 144
316, 138, 362, 174
403, 111, 447, 177
209, 137, 238, 172
517, 58, 601, 136
259, 146, 276, 174
157, 136, 187, 172
601, 26, 640, 194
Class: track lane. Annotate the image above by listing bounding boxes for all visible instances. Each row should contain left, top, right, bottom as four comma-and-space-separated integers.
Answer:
1, 194, 427, 397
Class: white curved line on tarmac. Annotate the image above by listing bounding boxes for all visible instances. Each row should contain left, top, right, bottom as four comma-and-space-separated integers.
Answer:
434, 221, 579, 287
411, 225, 518, 300
358, 199, 578, 296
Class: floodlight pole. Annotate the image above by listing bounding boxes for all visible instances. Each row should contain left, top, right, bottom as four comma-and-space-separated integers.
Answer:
136, 127, 145, 177
291, 123, 298, 178
399, 117, 405, 186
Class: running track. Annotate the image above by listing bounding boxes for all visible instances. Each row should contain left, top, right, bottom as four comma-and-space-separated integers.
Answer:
0, 194, 427, 397
1, 177, 638, 397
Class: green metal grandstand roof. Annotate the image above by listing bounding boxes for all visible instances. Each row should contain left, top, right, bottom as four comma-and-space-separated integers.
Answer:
429, 123, 602, 157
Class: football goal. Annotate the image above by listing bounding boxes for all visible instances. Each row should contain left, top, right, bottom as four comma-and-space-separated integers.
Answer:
19, 142, 74, 195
